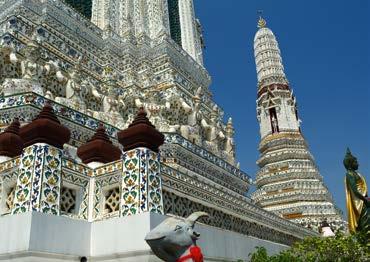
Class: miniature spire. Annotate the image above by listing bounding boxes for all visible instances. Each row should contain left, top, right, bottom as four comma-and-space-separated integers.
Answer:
226, 117, 235, 138
77, 123, 121, 164
20, 102, 70, 149
227, 117, 233, 125
226, 117, 234, 130
257, 16, 266, 28
117, 107, 164, 153
0, 118, 24, 157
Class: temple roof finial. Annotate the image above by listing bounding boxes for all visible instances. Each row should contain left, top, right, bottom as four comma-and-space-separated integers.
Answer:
77, 123, 121, 164
257, 10, 266, 28
117, 108, 164, 153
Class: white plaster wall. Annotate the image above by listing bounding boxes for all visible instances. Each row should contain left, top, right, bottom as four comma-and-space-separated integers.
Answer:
0, 213, 32, 255
29, 212, 90, 257
90, 212, 158, 258
0, 212, 288, 261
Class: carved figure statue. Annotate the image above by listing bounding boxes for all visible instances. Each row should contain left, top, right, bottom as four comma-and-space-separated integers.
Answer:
271, 114, 278, 133
134, 87, 170, 128
145, 212, 208, 262
119, 85, 142, 127
91, 67, 125, 127
344, 148, 369, 237
10, 32, 57, 83
4, 31, 58, 96
179, 87, 203, 145
55, 58, 87, 110
201, 105, 225, 153
156, 88, 181, 133
223, 117, 236, 165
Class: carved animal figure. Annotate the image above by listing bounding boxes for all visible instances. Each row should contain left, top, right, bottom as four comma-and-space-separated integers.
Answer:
145, 212, 208, 262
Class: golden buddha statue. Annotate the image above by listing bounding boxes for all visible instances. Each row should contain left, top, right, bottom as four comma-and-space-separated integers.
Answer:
344, 148, 369, 239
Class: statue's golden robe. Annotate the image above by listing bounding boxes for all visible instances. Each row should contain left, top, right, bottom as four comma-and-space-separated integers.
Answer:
345, 172, 368, 232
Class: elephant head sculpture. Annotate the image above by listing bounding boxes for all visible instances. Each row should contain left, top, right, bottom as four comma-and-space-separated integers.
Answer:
145, 212, 209, 262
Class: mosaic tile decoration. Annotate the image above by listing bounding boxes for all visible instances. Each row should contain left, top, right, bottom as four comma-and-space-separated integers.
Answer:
0, 94, 244, 180
0, 157, 20, 173
0, 170, 18, 215
121, 148, 163, 217
147, 151, 163, 213
92, 179, 102, 220
12, 145, 36, 214
40, 146, 63, 215
12, 144, 63, 215
0, 93, 118, 138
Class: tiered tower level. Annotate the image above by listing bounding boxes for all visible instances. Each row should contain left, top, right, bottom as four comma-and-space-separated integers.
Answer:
251, 17, 344, 231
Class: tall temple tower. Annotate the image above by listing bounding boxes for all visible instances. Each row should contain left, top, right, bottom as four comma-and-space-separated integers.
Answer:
90, 0, 204, 65
251, 17, 344, 231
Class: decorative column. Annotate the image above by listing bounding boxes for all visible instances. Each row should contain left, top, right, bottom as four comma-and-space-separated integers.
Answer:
77, 123, 121, 221
0, 118, 24, 163
117, 108, 164, 217
12, 103, 70, 215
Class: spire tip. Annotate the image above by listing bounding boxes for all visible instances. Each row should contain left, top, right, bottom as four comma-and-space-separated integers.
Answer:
257, 10, 266, 28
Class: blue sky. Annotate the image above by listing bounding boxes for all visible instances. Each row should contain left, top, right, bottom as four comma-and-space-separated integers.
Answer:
194, 0, 369, 214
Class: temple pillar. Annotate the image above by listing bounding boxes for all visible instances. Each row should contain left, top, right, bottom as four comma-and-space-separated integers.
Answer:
120, 147, 163, 216
118, 108, 164, 217
77, 123, 121, 221
11, 103, 70, 215
11, 143, 63, 215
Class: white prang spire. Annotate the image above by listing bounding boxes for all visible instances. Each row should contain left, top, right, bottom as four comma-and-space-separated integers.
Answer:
252, 16, 345, 233
254, 17, 287, 87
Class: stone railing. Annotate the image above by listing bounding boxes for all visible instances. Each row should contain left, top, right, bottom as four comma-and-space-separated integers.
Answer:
161, 164, 318, 243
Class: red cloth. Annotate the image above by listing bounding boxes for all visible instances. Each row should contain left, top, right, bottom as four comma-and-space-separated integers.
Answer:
176, 246, 204, 262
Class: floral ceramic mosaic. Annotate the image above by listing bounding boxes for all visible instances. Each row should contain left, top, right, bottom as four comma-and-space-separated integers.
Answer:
12, 144, 63, 215
121, 148, 163, 217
